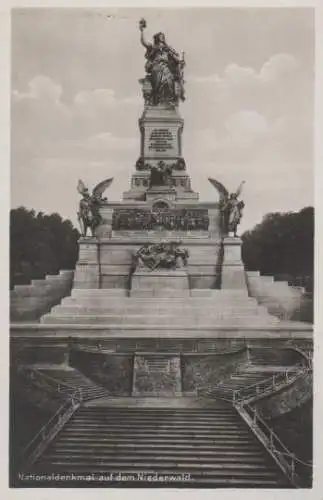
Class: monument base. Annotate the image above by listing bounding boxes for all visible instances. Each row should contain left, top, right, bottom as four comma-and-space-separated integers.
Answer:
130, 268, 190, 297
221, 237, 248, 291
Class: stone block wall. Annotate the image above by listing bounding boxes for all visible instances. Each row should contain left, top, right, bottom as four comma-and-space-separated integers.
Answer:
181, 349, 248, 395
73, 238, 222, 290
253, 372, 313, 419
70, 349, 133, 396
10, 270, 74, 322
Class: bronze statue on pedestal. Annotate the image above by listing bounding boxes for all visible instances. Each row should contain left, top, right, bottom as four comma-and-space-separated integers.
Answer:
77, 178, 113, 237
208, 178, 245, 237
139, 18, 185, 106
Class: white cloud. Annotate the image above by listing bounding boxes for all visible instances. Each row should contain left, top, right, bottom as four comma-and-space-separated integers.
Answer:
260, 53, 300, 82
193, 53, 301, 87
224, 110, 268, 147
13, 75, 63, 103
11, 74, 141, 168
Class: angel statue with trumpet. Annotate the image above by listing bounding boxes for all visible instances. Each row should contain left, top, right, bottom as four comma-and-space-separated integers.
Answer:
77, 178, 113, 237
208, 179, 245, 237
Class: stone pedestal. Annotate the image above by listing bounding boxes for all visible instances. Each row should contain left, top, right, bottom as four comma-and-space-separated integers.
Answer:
221, 237, 248, 291
73, 238, 100, 289
130, 268, 190, 297
123, 103, 199, 203
140, 104, 184, 162
132, 354, 182, 396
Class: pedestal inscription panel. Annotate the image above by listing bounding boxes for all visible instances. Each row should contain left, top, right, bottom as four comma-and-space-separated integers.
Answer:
144, 125, 179, 157
148, 128, 175, 153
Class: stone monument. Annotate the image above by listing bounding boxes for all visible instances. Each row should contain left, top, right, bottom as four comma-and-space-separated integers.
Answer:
39, 20, 300, 397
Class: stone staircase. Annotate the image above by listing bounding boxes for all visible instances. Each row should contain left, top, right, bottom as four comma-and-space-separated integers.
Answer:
28, 400, 290, 488
205, 370, 277, 399
41, 289, 280, 327
11, 270, 74, 322
26, 367, 110, 401
246, 271, 307, 321
248, 348, 302, 366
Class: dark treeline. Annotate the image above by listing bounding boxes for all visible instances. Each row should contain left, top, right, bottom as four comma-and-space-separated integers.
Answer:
10, 207, 79, 288
242, 207, 314, 290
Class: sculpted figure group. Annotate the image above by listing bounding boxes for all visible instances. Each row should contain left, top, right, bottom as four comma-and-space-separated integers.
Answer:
132, 242, 189, 271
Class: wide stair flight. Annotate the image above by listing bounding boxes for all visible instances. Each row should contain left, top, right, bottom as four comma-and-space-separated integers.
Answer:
28, 400, 290, 488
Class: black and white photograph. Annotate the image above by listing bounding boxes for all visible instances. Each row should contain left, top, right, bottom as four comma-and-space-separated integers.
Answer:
9, 8, 313, 489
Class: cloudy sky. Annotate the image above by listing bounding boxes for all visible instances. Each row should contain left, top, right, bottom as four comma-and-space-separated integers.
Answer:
11, 7, 314, 232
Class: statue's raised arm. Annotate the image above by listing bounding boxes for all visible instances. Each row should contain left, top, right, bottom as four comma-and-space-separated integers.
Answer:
139, 18, 151, 49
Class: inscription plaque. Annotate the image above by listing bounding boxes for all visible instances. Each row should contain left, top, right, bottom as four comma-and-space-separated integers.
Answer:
148, 128, 174, 153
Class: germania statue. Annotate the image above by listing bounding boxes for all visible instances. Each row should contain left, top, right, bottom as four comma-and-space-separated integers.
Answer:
139, 18, 185, 106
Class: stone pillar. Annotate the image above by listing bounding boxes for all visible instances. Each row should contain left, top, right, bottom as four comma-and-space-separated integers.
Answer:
73, 238, 100, 289
221, 237, 248, 291
208, 207, 222, 239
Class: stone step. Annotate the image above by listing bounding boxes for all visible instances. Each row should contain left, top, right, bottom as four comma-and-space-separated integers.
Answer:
52, 435, 262, 448
35, 460, 278, 476
71, 416, 242, 424
49, 453, 267, 465
72, 288, 128, 297
60, 299, 261, 310
84, 397, 229, 408
41, 313, 278, 325
58, 429, 260, 441
66, 421, 251, 431
30, 402, 288, 487
60, 295, 259, 306
25, 474, 284, 488
43, 455, 275, 470
50, 305, 268, 316
131, 290, 191, 298
71, 289, 250, 297
51, 442, 264, 454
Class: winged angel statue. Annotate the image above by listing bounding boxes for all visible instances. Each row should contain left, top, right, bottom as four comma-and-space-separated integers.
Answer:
208, 178, 245, 237
77, 178, 113, 237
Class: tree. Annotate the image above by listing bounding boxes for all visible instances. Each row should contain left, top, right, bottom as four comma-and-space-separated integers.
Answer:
241, 207, 314, 281
10, 207, 80, 288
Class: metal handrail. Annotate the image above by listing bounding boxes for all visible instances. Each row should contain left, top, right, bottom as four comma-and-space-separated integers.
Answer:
20, 366, 78, 392
232, 364, 311, 404
18, 389, 83, 467
237, 402, 312, 487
